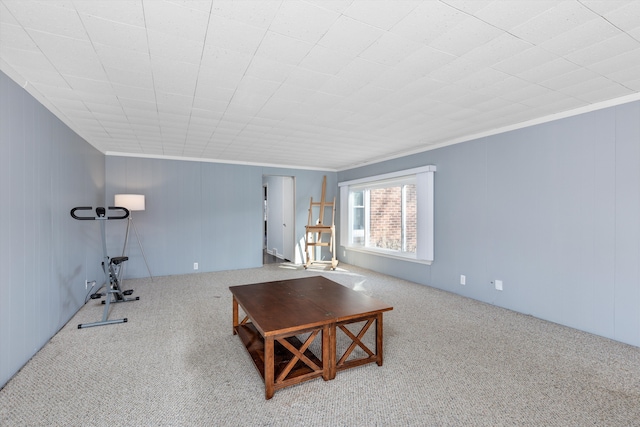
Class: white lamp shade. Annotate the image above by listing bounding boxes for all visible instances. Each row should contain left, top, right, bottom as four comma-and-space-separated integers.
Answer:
115, 194, 145, 211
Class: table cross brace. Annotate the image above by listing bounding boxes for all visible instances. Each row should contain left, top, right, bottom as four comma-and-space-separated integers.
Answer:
276, 330, 321, 383
337, 318, 374, 365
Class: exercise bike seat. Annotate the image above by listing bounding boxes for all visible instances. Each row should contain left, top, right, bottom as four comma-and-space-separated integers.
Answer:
110, 256, 128, 265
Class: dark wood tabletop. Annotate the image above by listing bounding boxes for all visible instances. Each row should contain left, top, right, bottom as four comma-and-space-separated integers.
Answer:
229, 276, 393, 335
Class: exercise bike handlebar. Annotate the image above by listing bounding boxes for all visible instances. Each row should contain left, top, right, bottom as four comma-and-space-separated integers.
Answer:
70, 206, 130, 220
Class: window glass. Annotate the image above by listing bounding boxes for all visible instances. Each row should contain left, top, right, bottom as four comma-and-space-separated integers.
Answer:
340, 166, 435, 263
348, 179, 415, 255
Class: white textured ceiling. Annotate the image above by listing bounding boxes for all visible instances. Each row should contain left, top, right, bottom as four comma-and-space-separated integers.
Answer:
1, 1, 640, 171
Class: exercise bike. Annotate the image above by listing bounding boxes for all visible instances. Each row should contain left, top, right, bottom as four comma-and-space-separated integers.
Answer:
71, 206, 139, 329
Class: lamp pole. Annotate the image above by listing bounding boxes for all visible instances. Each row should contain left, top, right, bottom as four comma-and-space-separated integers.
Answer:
115, 194, 153, 281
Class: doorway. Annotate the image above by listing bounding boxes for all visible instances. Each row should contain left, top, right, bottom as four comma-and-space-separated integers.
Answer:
263, 175, 295, 263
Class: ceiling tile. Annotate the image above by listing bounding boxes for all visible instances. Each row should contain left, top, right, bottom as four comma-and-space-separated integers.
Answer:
517, 58, 578, 83
428, 57, 482, 84
359, 31, 423, 67
4, 0, 87, 39
518, 87, 576, 108
579, 0, 631, 15
284, 67, 331, 91
254, 31, 313, 66
104, 64, 153, 90
94, 43, 151, 74
0, 47, 63, 85
273, 83, 316, 103
27, 30, 105, 77
391, 1, 466, 45
337, 58, 390, 86
143, 0, 209, 42
198, 48, 252, 83
157, 91, 194, 110
600, 1, 640, 31
0, 22, 38, 51
112, 83, 155, 103
244, 56, 294, 83
453, 67, 512, 92
63, 74, 112, 94
298, 44, 353, 75
428, 16, 504, 57
209, 0, 281, 29
566, 33, 639, 67
343, 0, 419, 30
540, 67, 601, 91
510, 1, 598, 44
472, 0, 559, 30
488, 80, 551, 103
303, 0, 354, 14
204, 14, 266, 55
81, 14, 149, 54
319, 76, 363, 98
151, 70, 197, 97
147, 29, 204, 65
589, 49, 640, 77
394, 45, 456, 77
72, 0, 145, 27
268, 0, 339, 44
492, 46, 558, 76
538, 18, 619, 56
318, 15, 384, 56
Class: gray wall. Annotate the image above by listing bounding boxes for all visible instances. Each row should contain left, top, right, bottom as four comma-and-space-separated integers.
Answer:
105, 157, 336, 278
338, 101, 640, 348
0, 71, 105, 388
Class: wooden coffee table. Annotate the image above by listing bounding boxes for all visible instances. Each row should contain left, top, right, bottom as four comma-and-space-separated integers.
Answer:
230, 276, 393, 399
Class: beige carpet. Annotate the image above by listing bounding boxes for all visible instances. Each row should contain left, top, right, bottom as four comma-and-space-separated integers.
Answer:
1, 263, 639, 426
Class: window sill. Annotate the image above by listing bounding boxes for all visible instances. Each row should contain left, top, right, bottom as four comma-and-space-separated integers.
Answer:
343, 246, 433, 265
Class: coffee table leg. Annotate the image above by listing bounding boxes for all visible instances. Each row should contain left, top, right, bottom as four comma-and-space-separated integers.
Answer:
329, 324, 337, 379
232, 297, 238, 335
265, 336, 275, 399
376, 313, 383, 366
322, 325, 333, 381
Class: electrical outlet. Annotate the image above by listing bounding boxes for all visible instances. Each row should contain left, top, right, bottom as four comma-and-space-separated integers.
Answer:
194, 262, 198, 270
460, 275, 466, 285
495, 280, 503, 291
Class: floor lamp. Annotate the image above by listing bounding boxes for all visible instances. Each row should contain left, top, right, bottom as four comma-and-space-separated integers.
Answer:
114, 194, 153, 281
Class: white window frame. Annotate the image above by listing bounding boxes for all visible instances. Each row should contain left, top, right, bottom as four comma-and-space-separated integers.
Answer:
339, 165, 436, 265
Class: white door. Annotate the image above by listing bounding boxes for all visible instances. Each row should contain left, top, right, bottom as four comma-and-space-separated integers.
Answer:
282, 176, 295, 261
264, 176, 295, 261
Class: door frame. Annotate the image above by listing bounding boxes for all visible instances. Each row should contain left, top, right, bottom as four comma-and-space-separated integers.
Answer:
263, 175, 295, 262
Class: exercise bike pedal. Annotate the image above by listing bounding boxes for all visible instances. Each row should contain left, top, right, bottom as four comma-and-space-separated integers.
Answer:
123, 289, 134, 296
90, 293, 103, 299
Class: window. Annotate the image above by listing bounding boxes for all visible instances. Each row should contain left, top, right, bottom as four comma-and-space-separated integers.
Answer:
340, 166, 436, 264
350, 190, 365, 245
348, 177, 415, 253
